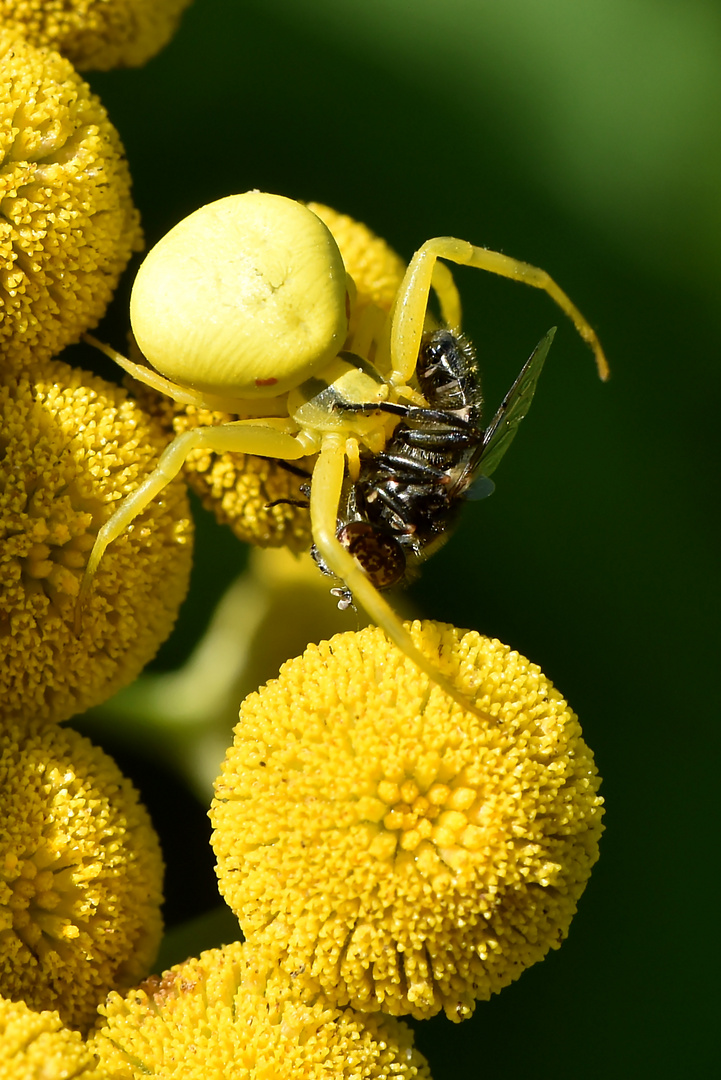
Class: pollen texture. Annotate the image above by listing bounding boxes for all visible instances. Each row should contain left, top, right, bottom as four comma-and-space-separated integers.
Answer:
0, 721, 164, 1031
211, 621, 604, 1021
308, 201, 407, 316
0, 0, 192, 70
0, 996, 103, 1078
92, 940, 433, 1080
0, 360, 192, 725
0, 30, 142, 367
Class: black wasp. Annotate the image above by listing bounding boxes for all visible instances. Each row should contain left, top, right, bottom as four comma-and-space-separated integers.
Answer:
312, 325, 556, 607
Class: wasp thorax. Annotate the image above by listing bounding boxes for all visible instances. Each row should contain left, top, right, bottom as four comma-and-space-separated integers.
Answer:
129, 192, 350, 399
417, 329, 482, 418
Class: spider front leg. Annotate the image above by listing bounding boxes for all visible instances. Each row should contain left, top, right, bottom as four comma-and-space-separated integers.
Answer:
84, 334, 290, 419
310, 434, 489, 720
389, 236, 609, 385
75, 420, 314, 632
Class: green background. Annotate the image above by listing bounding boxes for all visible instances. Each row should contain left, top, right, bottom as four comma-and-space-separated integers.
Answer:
74, 1, 719, 1075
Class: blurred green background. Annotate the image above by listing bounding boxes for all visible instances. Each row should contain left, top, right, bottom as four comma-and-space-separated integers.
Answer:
72, 0, 719, 1075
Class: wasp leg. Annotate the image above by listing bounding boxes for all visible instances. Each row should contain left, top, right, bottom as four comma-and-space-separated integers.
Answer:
275, 459, 313, 478
265, 498, 310, 509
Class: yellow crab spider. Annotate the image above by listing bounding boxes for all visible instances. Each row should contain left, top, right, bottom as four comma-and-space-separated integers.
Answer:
77, 191, 608, 716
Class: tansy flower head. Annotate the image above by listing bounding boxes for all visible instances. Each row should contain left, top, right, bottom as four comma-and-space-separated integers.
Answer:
127, 203, 407, 552
211, 621, 604, 1022
0, 0, 192, 71
91, 940, 433, 1080
0, 360, 192, 726
0, 721, 164, 1031
307, 201, 407, 324
0, 996, 103, 1079
0, 29, 142, 368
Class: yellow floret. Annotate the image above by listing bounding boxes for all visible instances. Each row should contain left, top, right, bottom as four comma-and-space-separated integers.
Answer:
126, 203, 406, 551
0, 360, 192, 725
0, 721, 164, 1032
211, 621, 604, 1021
0, 996, 103, 1079
0, 30, 142, 367
307, 201, 407, 316
91, 940, 433, 1080
0, 0, 192, 70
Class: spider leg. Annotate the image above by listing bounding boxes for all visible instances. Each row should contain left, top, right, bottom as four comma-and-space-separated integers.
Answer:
84, 335, 289, 417
84, 334, 210, 407
75, 421, 313, 632
310, 434, 490, 720
390, 237, 609, 385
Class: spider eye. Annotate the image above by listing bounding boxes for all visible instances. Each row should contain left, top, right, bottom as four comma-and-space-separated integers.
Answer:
129, 192, 349, 399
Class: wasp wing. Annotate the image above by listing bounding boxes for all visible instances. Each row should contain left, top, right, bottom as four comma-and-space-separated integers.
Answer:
471, 327, 556, 483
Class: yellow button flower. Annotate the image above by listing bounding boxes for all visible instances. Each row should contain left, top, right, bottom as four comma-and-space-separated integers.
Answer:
0, 996, 103, 1079
307, 201, 408, 322
0, 360, 192, 726
0, 720, 164, 1031
0, 29, 142, 368
211, 621, 604, 1021
91, 939, 433, 1080
126, 203, 407, 552
0, 0, 192, 71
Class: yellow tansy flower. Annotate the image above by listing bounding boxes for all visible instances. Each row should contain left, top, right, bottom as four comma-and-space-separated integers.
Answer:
0, 360, 192, 726
0, 996, 103, 1079
126, 203, 407, 552
307, 200, 408, 325
211, 621, 604, 1022
0, 721, 164, 1032
0, 0, 192, 71
0, 29, 142, 367
91, 939, 433, 1080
